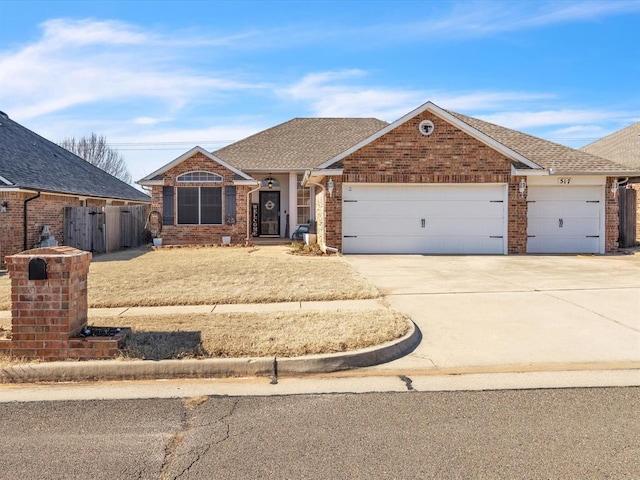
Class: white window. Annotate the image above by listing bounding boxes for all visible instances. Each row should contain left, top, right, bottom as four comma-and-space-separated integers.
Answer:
297, 174, 311, 224
177, 171, 223, 183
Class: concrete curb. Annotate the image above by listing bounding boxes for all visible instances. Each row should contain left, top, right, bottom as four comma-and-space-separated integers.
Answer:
0, 320, 420, 384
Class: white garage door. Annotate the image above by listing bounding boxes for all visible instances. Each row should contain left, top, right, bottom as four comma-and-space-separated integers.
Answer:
342, 184, 507, 254
527, 186, 602, 254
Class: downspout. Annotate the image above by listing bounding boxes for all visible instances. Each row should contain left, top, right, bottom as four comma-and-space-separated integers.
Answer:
246, 183, 261, 243
305, 180, 339, 253
23, 191, 41, 250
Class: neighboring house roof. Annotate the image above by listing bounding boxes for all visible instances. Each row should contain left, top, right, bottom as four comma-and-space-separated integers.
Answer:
138, 146, 256, 185
213, 118, 388, 171
0, 112, 150, 202
580, 121, 640, 170
318, 101, 636, 175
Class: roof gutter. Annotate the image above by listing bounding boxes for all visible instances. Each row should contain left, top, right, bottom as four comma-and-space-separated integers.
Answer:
23, 191, 41, 251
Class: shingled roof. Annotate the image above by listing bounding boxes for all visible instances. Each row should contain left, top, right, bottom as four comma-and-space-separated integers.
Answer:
0, 112, 150, 202
213, 117, 388, 170
446, 110, 635, 174
581, 121, 640, 170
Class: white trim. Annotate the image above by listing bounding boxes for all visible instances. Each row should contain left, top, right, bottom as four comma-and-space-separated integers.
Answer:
137, 146, 254, 184
138, 180, 163, 186
0, 174, 14, 185
233, 179, 260, 186
176, 171, 223, 183
0, 187, 149, 203
315, 101, 543, 171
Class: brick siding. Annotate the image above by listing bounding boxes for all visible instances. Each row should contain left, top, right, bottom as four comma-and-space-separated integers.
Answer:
149, 152, 248, 244
322, 110, 618, 254
325, 110, 523, 252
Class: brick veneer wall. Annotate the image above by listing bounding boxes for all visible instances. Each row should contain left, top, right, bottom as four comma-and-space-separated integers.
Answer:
0, 247, 126, 361
606, 177, 620, 252
0, 191, 148, 265
150, 152, 248, 244
325, 110, 527, 252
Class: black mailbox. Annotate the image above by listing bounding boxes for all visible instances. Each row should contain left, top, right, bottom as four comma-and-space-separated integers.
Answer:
28, 257, 47, 280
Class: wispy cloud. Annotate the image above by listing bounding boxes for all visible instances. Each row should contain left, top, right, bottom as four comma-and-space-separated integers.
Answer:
0, 18, 266, 121
387, 1, 640, 39
281, 70, 555, 120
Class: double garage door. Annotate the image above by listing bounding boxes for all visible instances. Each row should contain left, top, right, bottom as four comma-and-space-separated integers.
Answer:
342, 184, 507, 254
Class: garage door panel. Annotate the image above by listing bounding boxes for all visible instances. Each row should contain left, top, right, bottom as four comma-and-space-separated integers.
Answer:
528, 186, 600, 201
344, 200, 417, 218
528, 201, 600, 219
528, 218, 600, 236
343, 235, 423, 254
424, 236, 504, 254
345, 217, 421, 236
421, 201, 504, 219
425, 218, 504, 236
527, 236, 600, 254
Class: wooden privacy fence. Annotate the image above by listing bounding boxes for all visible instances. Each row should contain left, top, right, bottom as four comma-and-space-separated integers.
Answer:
64, 205, 149, 254
618, 187, 638, 248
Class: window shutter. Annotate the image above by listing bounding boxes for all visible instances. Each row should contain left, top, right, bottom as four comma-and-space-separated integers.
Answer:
225, 186, 236, 223
162, 186, 174, 225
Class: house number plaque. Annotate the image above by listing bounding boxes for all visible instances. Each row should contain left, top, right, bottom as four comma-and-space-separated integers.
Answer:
558, 177, 572, 185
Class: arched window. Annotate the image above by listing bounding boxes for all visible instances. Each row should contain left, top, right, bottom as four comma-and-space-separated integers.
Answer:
177, 171, 223, 183
176, 171, 223, 224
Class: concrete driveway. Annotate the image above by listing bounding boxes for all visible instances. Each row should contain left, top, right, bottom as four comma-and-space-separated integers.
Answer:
345, 254, 640, 374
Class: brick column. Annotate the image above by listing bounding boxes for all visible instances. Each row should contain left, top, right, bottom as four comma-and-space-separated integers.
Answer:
2, 247, 90, 360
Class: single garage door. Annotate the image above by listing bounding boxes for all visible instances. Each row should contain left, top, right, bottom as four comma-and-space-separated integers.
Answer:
527, 185, 602, 254
342, 184, 506, 254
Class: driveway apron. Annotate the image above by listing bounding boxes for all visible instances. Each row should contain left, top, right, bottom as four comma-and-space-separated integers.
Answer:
346, 254, 640, 373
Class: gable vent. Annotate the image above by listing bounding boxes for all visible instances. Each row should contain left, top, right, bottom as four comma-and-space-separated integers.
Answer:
418, 120, 434, 136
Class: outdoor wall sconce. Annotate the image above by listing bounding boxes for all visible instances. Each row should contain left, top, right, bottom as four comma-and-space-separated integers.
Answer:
518, 178, 527, 198
0, 201, 7, 213
611, 180, 619, 197
327, 178, 334, 197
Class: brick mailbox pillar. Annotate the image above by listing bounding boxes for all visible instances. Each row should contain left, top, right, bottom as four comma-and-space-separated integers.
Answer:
0, 246, 128, 361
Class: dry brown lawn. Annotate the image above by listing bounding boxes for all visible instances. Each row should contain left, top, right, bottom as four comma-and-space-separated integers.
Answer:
103, 309, 409, 360
0, 245, 379, 310
0, 308, 409, 364
0, 246, 404, 365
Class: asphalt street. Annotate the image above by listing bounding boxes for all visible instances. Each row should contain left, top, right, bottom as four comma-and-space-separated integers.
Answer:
1, 387, 638, 479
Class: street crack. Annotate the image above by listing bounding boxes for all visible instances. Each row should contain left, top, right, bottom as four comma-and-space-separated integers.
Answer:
171, 397, 239, 480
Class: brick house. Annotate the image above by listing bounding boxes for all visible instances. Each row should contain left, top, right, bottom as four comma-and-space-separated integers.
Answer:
139, 102, 639, 254
0, 111, 150, 262
137, 118, 387, 245
581, 121, 640, 242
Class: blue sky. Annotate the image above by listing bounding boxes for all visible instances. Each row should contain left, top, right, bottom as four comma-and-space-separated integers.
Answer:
1, 0, 639, 184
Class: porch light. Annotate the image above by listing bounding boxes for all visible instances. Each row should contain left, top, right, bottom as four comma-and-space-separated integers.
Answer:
518, 178, 527, 198
611, 180, 619, 196
327, 178, 334, 197
0, 201, 7, 213
267, 177, 274, 189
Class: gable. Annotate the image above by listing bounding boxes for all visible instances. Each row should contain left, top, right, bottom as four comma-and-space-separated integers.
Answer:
138, 146, 254, 185
341, 109, 515, 178
161, 151, 247, 184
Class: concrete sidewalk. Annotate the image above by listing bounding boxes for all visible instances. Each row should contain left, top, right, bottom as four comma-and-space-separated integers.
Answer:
86, 298, 387, 317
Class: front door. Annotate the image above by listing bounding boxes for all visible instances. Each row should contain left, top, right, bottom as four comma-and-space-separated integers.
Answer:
259, 191, 280, 236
